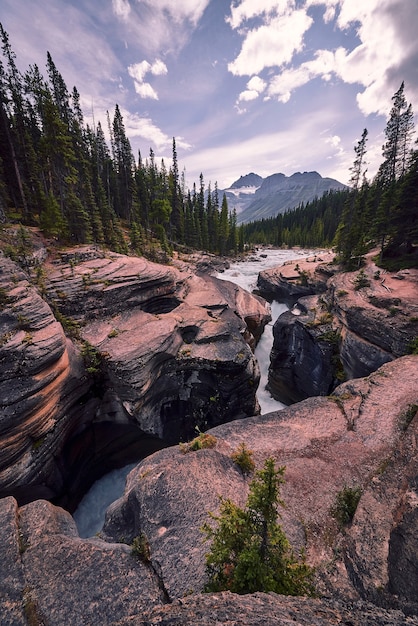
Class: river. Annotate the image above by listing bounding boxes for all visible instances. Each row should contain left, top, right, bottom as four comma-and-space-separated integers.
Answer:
73, 247, 313, 536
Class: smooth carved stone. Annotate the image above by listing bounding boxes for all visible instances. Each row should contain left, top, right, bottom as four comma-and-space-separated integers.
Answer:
267, 259, 418, 403
0, 248, 269, 508
0, 357, 417, 624
102, 357, 418, 613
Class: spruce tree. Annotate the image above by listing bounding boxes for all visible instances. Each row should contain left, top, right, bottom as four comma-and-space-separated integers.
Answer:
203, 458, 314, 595
335, 129, 369, 267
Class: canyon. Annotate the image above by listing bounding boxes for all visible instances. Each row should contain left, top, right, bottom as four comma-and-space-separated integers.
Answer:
0, 235, 417, 625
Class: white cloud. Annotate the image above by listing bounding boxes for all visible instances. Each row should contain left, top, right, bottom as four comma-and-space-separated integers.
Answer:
228, 0, 418, 120
128, 61, 151, 83
228, 11, 313, 76
182, 111, 352, 189
138, 0, 209, 26
237, 75, 267, 104
112, 0, 131, 20
150, 59, 168, 76
122, 110, 192, 153
127, 0, 210, 55
267, 48, 338, 101
128, 59, 168, 99
226, 0, 293, 29
247, 76, 266, 93
238, 90, 260, 102
133, 82, 159, 100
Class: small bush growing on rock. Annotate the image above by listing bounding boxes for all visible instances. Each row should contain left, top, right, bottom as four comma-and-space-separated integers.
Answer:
202, 458, 315, 596
81, 341, 105, 376
231, 443, 255, 475
131, 533, 151, 563
331, 486, 362, 528
399, 404, 418, 431
353, 269, 370, 290
407, 337, 418, 354
179, 429, 217, 453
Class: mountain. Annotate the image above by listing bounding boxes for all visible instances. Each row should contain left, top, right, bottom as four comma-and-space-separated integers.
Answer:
222, 171, 347, 224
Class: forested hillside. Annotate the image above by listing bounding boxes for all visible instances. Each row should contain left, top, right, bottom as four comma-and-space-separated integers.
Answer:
243, 83, 417, 269
0, 25, 239, 257
0, 22, 416, 268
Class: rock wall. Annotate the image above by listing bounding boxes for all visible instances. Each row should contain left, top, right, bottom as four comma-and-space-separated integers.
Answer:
264, 258, 418, 403
0, 247, 269, 509
1, 356, 417, 625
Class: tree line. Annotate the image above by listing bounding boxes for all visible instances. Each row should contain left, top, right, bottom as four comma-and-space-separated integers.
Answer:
0, 24, 240, 257
243, 82, 417, 269
1, 22, 416, 267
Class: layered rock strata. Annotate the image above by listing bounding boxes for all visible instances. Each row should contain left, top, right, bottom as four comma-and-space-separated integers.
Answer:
265, 256, 418, 403
0, 356, 417, 625
0, 247, 269, 509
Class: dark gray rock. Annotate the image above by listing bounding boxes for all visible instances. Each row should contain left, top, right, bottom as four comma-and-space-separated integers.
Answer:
268, 303, 340, 404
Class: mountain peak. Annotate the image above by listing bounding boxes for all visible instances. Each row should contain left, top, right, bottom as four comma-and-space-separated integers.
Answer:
229, 173, 263, 189
221, 170, 347, 224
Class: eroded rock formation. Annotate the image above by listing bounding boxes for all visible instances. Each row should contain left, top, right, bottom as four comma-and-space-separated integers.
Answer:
264, 255, 418, 403
0, 356, 417, 625
0, 247, 269, 509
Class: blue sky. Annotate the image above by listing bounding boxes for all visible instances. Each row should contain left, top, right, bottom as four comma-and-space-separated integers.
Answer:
2, 0, 418, 190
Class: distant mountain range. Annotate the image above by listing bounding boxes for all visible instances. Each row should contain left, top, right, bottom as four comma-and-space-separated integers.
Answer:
222, 171, 347, 224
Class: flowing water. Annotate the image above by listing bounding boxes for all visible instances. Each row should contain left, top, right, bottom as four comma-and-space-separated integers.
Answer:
73, 247, 312, 536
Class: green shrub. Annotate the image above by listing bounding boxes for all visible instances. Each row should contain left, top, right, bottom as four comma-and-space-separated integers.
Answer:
131, 533, 151, 562
231, 442, 255, 475
407, 337, 418, 354
81, 341, 104, 375
179, 429, 217, 453
331, 486, 362, 528
202, 458, 315, 596
353, 269, 370, 290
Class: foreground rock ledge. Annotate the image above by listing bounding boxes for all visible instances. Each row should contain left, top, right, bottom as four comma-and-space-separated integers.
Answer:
1, 356, 417, 625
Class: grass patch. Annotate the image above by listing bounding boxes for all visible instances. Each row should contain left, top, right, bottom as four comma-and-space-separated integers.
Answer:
231, 442, 255, 475
179, 429, 217, 453
131, 533, 151, 563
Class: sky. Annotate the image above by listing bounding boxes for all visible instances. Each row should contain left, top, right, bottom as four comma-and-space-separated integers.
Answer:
1, 0, 418, 190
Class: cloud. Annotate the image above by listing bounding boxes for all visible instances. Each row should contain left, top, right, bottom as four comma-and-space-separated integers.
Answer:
237, 75, 267, 104
182, 112, 353, 189
226, 0, 292, 29
122, 0, 210, 55
112, 0, 131, 21
128, 59, 168, 99
227, 0, 418, 121
267, 48, 340, 102
123, 110, 191, 152
228, 10, 313, 76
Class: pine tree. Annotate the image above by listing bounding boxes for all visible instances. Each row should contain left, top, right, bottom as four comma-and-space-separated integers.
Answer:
203, 458, 314, 595
335, 129, 369, 267
218, 193, 229, 254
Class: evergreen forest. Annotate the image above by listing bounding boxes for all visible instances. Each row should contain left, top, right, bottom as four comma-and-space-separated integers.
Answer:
243, 83, 418, 269
0, 23, 417, 268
